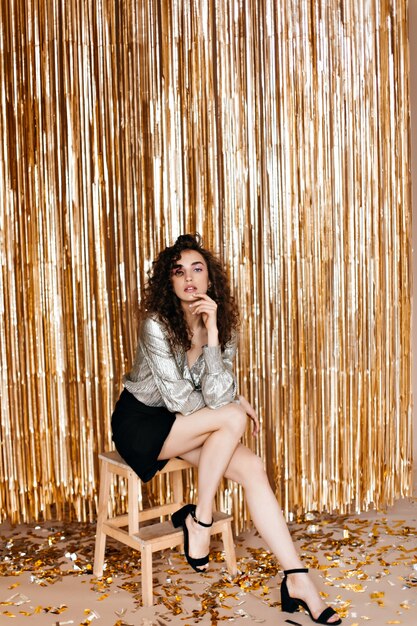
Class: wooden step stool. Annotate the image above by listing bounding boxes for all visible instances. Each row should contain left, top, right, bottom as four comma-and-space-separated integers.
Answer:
93, 450, 237, 606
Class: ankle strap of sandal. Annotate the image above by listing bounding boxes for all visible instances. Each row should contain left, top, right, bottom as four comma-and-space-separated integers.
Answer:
283, 567, 309, 575
191, 508, 213, 527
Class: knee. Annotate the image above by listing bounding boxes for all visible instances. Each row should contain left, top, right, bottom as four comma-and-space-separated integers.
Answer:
235, 453, 266, 486
224, 402, 247, 438
247, 453, 265, 477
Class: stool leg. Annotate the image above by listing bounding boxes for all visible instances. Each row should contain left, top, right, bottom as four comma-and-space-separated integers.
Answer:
128, 469, 139, 535
141, 545, 154, 606
221, 521, 237, 576
168, 469, 184, 553
93, 460, 111, 577
171, 469, 185, 551
171, 469, 184, 505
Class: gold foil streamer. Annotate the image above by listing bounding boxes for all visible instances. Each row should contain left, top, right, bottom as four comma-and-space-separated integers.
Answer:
0, 0, 411, 526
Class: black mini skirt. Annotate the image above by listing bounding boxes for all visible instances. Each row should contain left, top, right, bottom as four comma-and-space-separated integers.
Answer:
111, 389, 176, 482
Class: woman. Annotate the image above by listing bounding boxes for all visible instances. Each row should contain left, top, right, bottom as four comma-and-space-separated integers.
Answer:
111, 233, 341, 625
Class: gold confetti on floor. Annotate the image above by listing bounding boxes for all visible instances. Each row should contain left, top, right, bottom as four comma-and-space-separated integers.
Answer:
1, 498, 417, 625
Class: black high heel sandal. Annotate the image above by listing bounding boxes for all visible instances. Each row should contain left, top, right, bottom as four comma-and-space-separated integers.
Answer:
281, 568, 342, 625
171, 504, 213, 572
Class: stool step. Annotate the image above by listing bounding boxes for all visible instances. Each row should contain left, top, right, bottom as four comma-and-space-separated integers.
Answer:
137, 510, 232, 543
103, 510, 232, 545
102, 519, 184, 551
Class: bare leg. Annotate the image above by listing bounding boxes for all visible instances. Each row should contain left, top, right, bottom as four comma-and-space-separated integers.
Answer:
157, 402, 247, 567
180, 444, 340, 623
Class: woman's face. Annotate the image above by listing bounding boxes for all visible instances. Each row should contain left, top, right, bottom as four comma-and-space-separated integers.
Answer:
171, 249, 209, 305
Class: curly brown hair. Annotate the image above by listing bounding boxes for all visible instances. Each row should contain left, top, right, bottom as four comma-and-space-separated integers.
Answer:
139, 234, 239, 351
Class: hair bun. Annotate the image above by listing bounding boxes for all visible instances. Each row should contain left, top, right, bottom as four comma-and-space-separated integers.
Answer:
174, 233, 202, 247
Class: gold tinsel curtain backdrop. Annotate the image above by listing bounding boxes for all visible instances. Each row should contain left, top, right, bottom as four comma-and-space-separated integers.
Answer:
0, 0, 411, 525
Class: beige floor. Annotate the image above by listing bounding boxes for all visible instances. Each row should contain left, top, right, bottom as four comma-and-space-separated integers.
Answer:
1, 498, 416, 626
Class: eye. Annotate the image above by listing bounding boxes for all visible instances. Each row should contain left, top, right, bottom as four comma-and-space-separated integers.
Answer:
194, 266, 203, 272
172, 268, 184, 276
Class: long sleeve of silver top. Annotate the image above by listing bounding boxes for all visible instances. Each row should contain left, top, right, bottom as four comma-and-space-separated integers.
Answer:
123, 316, 237, 415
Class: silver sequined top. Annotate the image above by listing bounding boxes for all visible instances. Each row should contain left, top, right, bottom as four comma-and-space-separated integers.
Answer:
123, 316, 237, 415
